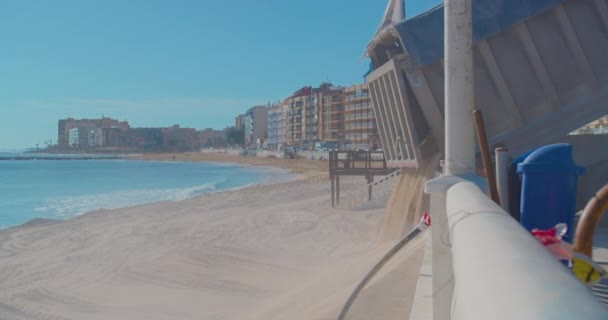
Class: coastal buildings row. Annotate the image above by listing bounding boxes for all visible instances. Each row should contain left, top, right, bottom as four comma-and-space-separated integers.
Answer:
271, 83, 378, 150
57, 117, 225, 152
237, 82, 378, 151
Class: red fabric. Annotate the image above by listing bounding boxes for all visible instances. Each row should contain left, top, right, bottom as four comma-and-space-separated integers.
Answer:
422, 213, 431, 227
531, 228, 561, 246
418, 213, 431, 231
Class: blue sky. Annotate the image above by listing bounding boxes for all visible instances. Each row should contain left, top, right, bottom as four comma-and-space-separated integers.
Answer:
0, 0, 439, 149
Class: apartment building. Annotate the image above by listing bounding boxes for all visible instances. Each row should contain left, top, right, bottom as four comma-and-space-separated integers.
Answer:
235, 114, 246, 131
264, 82, 378, 150
58, 117, 130, 148
57, 117, 206, 152
318, 85, 345, 147
281, 84, 346, 149
198, 128, 226, 147
279, 103, 290, 148
244, 105, 269, 147
267, 104, 282, 149
342, 83, 380, 149
162, 125, 199, 151
283, 87, 310, 147
131, 128, 164, 149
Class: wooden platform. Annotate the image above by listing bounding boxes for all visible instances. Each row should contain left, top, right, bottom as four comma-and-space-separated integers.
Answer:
329, 151, 398, 207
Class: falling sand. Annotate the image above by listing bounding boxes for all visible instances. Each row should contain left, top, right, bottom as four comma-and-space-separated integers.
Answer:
381, 151, 441, 242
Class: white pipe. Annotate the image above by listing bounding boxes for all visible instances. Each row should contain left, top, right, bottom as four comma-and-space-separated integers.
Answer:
495, 147, 511, 212
425, 175, 469, 320
447, 182, 608, 320
444, 0, 475, 175
429, 192, 453, 320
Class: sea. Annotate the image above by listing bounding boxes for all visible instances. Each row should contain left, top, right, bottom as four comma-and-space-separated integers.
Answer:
0, 153, 293, 229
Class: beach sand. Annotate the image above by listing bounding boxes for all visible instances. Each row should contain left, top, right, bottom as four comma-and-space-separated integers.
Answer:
0, 154, 428, 320
132, 152, 330, 180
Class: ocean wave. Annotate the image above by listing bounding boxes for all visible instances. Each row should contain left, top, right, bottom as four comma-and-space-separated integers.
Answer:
34, 182, 220, 218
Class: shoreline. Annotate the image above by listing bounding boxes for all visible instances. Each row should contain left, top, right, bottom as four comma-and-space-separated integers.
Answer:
0, 157, 299, 232
1, 150, 330, 181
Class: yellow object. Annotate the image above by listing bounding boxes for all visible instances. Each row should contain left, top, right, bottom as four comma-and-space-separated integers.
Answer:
571, 184, 608, 286
572, 254, 606, 286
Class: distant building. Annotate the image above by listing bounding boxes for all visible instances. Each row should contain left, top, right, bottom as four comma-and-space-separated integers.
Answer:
342, 83, 379, 149
235, 114, 246, 131
317, 85, 346, 148
243, 113, 253, 146
58, 117, 130, 149
56, 117, 205, 152
131, 128, 164, 149
102, 127, 132, 148
244, 105, 269, 148
284, 86, 311, 147
162, 125, 198, 152
279, 103, 289, 147
91, 128, 104, 146
267, 104, 283, 150
198, 128, 226, 147
267, 102, 291, 149
239, 82, 379, 151
68, 128, 79, 147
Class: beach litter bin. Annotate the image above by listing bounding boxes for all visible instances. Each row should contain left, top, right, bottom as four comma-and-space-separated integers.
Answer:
507, 148, 538, 221
517, 144, 585, 242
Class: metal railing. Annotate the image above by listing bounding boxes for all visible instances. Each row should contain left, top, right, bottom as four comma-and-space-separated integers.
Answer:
337, 169, 401, 209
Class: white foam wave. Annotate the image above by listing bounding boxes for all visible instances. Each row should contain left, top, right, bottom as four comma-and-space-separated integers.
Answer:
34, 182, 219, 218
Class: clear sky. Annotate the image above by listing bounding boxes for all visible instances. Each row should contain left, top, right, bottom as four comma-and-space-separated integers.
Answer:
0, 0, 439, 149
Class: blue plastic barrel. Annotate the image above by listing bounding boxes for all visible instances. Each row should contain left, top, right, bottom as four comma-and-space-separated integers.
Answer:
517, 144, 584, 242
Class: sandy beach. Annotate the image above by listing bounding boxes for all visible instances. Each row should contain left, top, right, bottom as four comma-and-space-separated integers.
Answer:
0, 153, 426, 320
132, 152, 330, 180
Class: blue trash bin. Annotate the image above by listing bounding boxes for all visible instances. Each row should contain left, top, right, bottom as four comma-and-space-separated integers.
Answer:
517, 144, 584, 242
507, 148, 539, 221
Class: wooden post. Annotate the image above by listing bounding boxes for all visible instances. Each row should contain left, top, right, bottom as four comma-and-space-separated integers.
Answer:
336, 175, 340, 205
473, 110, 500, 205
330, 151, 335, 207
331, 175, 335, 207
368, 176, 374, 201
383, 153, 387, 169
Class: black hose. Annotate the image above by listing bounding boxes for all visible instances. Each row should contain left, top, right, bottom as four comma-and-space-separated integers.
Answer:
337, 216, 429, 320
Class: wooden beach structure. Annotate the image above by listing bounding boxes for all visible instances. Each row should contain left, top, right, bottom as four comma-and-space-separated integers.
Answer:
328, 150, 396, 207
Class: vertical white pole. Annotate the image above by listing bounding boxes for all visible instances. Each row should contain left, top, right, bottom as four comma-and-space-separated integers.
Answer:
425, 1, 474, 318
444, 0, 475, 175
